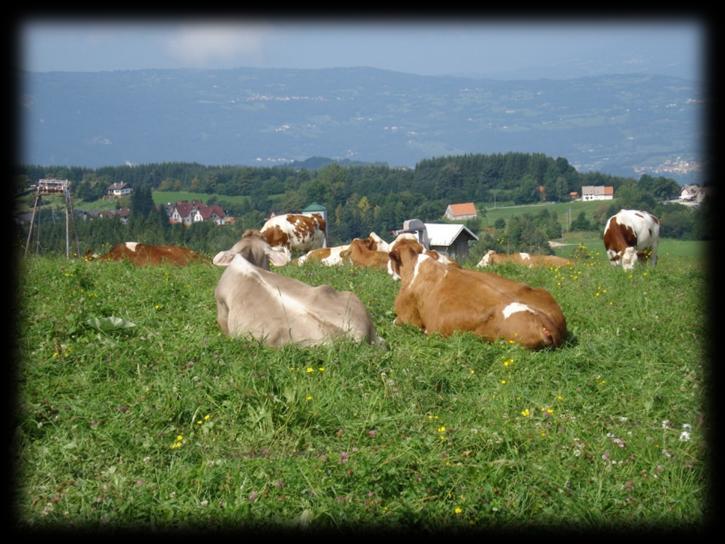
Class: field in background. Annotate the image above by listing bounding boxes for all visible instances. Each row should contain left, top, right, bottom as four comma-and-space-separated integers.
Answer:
16, 244, 708, 529
479, 199, 613, 231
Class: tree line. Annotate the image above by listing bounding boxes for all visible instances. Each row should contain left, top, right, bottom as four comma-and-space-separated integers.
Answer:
16, 152, 708, 257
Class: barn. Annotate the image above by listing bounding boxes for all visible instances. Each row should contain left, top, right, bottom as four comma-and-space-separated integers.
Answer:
424, 223, 479, 262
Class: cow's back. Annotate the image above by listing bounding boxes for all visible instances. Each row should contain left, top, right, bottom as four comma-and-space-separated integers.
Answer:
215, 254, 378, 346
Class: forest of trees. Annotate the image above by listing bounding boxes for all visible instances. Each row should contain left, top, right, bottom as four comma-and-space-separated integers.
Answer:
16, 152, 708, 259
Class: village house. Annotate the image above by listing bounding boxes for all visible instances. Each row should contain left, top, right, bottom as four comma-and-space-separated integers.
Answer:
107, 182, 133, 198
167, 200, 227, 226
581, 185, 614, 201
673, 184, 709, 207
443, 202, 478, 221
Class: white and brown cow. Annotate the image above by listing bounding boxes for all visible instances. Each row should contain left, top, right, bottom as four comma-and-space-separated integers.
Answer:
295, 244, 351, 267
603, 209, 660, 270
213, 233, 381, 347
259, 213, 327, 265
388, 238, 567, 349
477, 250, 573, 268
295, 232, 389, 267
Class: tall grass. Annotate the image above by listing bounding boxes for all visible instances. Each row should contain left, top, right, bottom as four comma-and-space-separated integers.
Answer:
15, 246, 708, 530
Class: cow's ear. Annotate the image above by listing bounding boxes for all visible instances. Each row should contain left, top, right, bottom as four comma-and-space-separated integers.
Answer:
266, 246, 291, 267
212, 251, 236, 267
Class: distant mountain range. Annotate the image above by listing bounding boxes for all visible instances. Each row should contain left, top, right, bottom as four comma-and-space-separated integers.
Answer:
20, 67, 704, 182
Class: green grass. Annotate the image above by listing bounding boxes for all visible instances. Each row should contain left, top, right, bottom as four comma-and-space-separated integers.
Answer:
16, 247, 708, 529
479, 199, 613, 230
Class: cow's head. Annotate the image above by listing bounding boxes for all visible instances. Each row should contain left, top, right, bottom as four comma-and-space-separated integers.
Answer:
387, 238, 425, 281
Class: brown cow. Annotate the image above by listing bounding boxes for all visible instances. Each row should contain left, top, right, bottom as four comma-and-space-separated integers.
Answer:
213, 233, 382, 347
388, 238, 567, 350
477, 250, 573, 268
340, 236, 390, 270
97, 242, 205, 266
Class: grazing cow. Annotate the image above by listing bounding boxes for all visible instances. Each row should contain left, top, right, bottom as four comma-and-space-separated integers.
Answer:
213, 234, 381, 347
259, 213, 327, 264
477, 250, 573, 268
388, 238, 567, 349
603, 209, 660, 270
97, 242, 204, 266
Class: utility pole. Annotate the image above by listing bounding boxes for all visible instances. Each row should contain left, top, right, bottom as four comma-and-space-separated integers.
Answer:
24, 179, 80, 258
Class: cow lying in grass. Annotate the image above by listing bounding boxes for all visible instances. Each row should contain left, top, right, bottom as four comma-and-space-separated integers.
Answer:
213, 231, 382, 347
97, 242, 205, 266
296, 232, 390, 267
388, 238, 567, 349
477, 250, 573, 268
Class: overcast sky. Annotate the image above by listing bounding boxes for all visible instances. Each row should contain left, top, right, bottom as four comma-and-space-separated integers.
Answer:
21, 19, 704, 81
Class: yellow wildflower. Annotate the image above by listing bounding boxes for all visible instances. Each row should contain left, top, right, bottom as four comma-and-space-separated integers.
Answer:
520, 409, 531, 417
318, 367, 325, 373
454, 506, 463, 515
438, 426, 446, 433
500, 379, 508, 385
305, 395, 313, 401
305, 367, 314, 374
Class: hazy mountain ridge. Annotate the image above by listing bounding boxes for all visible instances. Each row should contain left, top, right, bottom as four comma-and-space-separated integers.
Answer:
21, 66, 703, 182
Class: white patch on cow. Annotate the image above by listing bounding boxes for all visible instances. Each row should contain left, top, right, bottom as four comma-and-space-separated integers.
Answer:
621, 247, 638, 271
387, 258, 400, 281
412, 253, 430, 284
369, 232, 390, 252
125, 242, 139, 252
519, 252, 530, 261
502, 302, 536, 319
321, 245, 349, 266
429, 251, 453, 265
606, 248, 620, 266
477, 250, 495, 267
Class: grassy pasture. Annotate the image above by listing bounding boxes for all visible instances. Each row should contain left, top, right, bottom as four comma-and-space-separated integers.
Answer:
479, 199, 611, 230
15, 243, 708, 530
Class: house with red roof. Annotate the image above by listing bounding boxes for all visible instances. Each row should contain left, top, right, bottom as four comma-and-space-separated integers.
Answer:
168, 200, 227, 226
443, 202, 478, 221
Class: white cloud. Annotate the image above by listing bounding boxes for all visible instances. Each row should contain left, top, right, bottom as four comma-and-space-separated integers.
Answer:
164, 23, 269, 67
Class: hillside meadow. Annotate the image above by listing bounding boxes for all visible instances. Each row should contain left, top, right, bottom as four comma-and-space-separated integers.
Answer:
14, 241, 709, 530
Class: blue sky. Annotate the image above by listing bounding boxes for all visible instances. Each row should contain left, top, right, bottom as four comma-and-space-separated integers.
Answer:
21, 19, 704, 80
